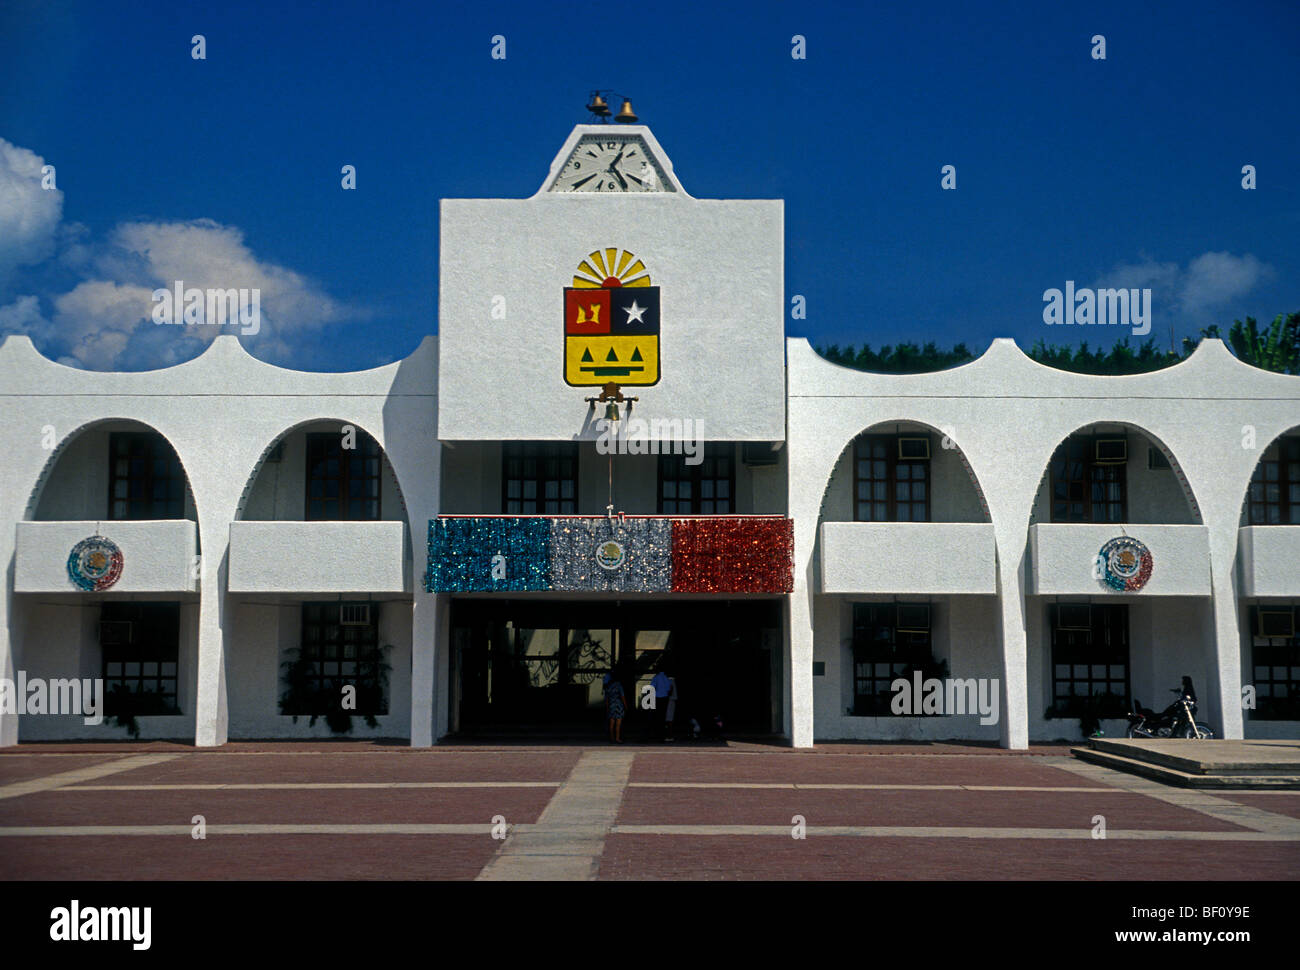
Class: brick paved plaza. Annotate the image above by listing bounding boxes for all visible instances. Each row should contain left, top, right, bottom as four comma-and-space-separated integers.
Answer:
2, 741, 1298, 881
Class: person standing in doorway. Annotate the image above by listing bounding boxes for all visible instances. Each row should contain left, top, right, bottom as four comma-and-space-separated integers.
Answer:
603, 673, 626, 743
664, 674, 678, 742
650, 666, 671, 741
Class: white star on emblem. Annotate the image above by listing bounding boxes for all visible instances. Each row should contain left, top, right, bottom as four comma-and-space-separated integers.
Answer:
623, 300, 647, 325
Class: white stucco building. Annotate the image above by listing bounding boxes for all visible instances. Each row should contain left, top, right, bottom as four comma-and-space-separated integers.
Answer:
2, 124, 1298, 749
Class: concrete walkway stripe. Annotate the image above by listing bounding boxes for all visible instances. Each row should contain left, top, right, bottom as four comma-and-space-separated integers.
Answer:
609, 824, 1300, 841
627, 783, 1120, 793
1, 749, 603, 758
3, 822, 1295, 841
0, 752, 150, 757
0, 754, 179, 801
0, 823, 496, 836
1044, 757, 1300, 837
0, 748, 1073, 758
56, 782, 560, 791
477, 749, 635, 881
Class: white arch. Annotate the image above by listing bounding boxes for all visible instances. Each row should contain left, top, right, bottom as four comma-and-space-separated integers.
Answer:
1030, 420, 1203, 525
232, 417, 412, 527
1237, 423, 1300, 523
813, 418, 992, 525
23, 417, 198, 523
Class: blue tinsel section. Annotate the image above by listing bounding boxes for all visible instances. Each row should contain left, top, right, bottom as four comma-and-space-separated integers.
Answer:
426, 517, 552, 592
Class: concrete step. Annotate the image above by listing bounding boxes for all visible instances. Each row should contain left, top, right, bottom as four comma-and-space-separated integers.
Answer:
1087, 738, 1294, 776
1071, 745, 1300, 790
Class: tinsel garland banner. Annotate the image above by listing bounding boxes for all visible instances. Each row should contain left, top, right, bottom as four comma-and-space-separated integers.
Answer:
426, 517, 551, 592
426, 516, 793, 593
550, 517, 673, 592
670, 517, 794, 593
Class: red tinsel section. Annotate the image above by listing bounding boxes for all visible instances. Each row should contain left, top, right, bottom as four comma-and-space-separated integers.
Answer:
670, 518, 793, 593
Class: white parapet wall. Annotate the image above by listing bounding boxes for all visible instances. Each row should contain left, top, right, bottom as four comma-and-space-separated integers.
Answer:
15, 520, 199, 593
819, 522, 997, 594
1027, 523, 1212, 596
1024, 525, 1216, 592
1236, 526, 1300, 597
227, 521, 410, 594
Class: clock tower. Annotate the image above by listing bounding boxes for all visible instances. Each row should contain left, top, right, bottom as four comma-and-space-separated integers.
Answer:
436, 122, 785, 444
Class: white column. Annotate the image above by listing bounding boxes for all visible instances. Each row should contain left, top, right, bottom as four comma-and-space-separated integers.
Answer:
0, 586, 19, 747
409, 589, 439, 747
1207, 565, 1244, 739
788, 586, 815, 747
995, 552, 1029, 749
193, 527, 228, 747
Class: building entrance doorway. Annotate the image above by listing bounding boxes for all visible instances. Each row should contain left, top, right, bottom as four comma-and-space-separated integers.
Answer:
450, 599, 782, 737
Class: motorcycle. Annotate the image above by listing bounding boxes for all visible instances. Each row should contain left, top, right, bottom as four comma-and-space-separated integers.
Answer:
1126, 676, 1214, 739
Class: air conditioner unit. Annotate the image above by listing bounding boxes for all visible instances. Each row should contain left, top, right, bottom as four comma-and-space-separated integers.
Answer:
1094, 437, 1127, 465
1258, 609, 1295, 638
898, 437, 931, 460
100, 621, 133, 645
1057, 604, 1092, 631
896, 604, 931, 633
741, 442, 780, 467
339, 603, 371, 626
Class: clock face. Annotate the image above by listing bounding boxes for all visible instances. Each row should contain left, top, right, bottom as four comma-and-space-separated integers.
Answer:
551, 135, 673, 193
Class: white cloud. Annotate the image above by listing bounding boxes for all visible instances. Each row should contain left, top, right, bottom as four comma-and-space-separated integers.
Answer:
0, 138, 63, 286
1092, 258, 1181, 294
0, 294, 51, 339
105, 219, 351, 334
1092, 251, 1273, 327
0, 139, 361, 370
51, 280, 159, 368
1179, 251, 1270, 312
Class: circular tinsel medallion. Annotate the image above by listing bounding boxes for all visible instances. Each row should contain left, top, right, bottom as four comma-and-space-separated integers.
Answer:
67, 535, 124, 591
595, 539, 625, 570
1096, 536, 1153, 591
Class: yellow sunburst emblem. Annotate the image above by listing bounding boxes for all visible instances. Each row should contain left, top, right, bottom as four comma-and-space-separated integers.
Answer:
571, 248, 652, 289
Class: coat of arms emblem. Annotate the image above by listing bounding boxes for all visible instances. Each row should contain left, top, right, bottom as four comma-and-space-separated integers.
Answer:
564, 248, 660, 386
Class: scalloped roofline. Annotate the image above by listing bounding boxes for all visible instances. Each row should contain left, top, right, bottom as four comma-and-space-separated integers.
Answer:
5, 329, 1292, 384
789, 334, 1298, 382
0, 332, 438, 378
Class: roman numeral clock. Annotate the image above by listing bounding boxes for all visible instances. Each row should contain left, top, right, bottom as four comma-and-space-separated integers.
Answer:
548, 132, 675, 194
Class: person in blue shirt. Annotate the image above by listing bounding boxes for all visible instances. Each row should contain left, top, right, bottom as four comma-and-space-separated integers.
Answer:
650, 668, 672, 741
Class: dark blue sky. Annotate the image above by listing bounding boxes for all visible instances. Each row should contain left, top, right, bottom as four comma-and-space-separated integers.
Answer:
1, 0, 1296, 370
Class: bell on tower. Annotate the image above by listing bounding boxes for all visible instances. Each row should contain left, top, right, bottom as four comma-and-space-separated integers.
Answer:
585, 91, 611, 120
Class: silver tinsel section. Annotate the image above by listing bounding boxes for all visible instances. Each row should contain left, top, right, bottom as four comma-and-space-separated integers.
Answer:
549, 517, 672, 592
